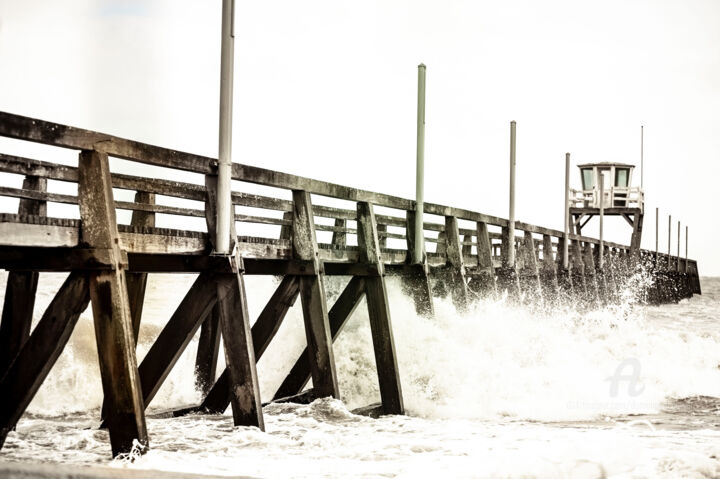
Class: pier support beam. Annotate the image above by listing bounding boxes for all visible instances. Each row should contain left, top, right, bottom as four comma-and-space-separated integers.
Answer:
357, 201, 404, 415
518, 231, 542, 304
0, 272, 90, 450
540, 234, 559, 302
273, 276, 365, 401
189, 274, 300, 415
215, 263, 264, 429
583, 242, 599, 305
468, 221, 496, 298
0, 175, 46, 376
497, 225, 520, 299
401, 210, 434, 317
78, 149, 148, 457
443, 215, 469, 312
292, 190, 339, 399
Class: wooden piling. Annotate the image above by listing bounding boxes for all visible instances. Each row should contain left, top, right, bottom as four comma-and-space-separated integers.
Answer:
0, 272, 90, 449
517, 231, 542, 303
467, 221, 496, 298
356, 201, 404, 415
77, 149, 148, 457
539, 234, 559, 301
0, 176, 46, 375
443, 215, 469, 311
401, 210, 434, 316
215, 263, 265, 429
291, 190, 339, 399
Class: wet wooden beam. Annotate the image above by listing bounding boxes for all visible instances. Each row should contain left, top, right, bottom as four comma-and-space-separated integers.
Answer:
291, 190, 339, 399
356, 201, 404, 415
443, 215, 469, 311
77, 149, 148, 457
273, 275, 366, 400
401, 210, 434, 317
126, 191, 155, 341
215, 265, 264, 429
194, 306, 222, 395
0, 272, 90, 450
0, 176, 46, 375
191, 274, 301, 414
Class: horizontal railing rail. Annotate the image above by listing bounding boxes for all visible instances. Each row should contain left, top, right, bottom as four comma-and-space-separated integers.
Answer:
0, 111, 691, 266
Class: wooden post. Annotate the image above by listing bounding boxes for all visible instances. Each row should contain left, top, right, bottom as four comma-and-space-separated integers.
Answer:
215, 263, 264, 429
518, 230, 542, 303
356, 201, 404, 415
126, 191, 155, 341
629, 212, 644, 265
443, 215, 469, 311
570, 239, 586, 297
402, 210, 434, 317
331, 218, 347, 248
468, 221, 496, 297
187, 275, 300, 415
0, 176, 46, 375
273, 276, 365, 401
194, 307, 222, 395
555, 235, 573, 296
539, 234, 559, 300
77, 149, 148, 457
497, 225, 520, 298
0, 272, 90, 450
292, 190, 339, 399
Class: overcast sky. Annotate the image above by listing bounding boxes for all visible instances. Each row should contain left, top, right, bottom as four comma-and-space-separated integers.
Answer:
1, 0, 719, 274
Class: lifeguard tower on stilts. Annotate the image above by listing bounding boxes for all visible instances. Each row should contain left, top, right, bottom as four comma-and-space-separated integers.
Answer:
569, 162, 645, 258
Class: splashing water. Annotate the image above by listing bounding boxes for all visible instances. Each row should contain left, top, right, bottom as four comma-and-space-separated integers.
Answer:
1, 271, 720, 478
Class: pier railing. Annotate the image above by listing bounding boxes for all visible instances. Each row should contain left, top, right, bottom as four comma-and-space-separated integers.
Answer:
0, 111, 701, 459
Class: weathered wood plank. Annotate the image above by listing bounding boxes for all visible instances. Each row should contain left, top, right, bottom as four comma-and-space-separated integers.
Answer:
0, 176, 47, 375
215, 267, 264, 429
0, 272, 90, 450
78, 149, 148, 457
357, 201, 403, 415
137, 272, 217, 408
291, 190, 339, 399
126, 191, 155, 340
443, 215, 469, 311
194, 306, 222, 395
0, 111, 215, 174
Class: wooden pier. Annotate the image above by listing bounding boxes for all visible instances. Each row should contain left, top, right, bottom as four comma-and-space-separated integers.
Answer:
0, 112, 702, 457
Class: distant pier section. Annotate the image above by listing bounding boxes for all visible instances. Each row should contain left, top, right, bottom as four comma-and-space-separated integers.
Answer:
0, 112, 701, 458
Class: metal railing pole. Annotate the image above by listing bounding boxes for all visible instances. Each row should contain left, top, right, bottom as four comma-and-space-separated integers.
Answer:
414, 64, 426, 264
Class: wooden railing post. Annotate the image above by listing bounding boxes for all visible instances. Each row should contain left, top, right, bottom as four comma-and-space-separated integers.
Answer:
357, 201, 404, 415
77, 149, 148, 457
292, 190, 339, 399
0, 175, 46, 376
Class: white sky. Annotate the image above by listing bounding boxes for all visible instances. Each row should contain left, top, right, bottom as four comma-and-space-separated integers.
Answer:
1, 0, 719, 274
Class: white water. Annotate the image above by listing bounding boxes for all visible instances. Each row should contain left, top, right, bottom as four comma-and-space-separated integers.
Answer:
2, 272, 720, 478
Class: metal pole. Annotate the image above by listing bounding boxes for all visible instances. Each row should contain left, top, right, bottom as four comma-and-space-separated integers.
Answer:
677, 220, 681, 272
414, 64, 426, 264
667, 215, 671, 269
216, 0, 235, 255
508, 121, 516, 267
685, 226, 689, 273
599, 174, 604, 270
563, 152, 570, 269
